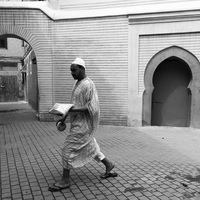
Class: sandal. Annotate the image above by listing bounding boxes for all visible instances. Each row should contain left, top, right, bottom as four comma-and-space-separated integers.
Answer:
100, 172, 118, 179
48, 183, 70, 192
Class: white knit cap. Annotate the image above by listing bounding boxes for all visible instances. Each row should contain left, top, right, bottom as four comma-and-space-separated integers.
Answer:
72, 57, 85, 68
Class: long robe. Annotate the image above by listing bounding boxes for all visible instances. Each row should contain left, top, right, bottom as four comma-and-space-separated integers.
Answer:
62, 77, 101, 169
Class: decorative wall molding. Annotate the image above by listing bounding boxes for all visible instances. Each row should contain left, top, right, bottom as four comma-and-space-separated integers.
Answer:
129, 10, 200, 25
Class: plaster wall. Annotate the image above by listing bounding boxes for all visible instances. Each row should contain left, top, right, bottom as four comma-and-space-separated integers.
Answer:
59, 0, 200, 10
0, 38, 24, 57
52, 16, 129, 125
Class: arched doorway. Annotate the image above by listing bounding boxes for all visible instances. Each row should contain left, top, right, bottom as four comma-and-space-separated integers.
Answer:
143, 46, 200, 128
151, 57, 192, 127
0, 34, 39, 112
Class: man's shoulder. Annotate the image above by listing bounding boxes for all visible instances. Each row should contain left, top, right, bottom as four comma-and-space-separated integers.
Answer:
83, 77, 94, 86
80, 77, 97, 93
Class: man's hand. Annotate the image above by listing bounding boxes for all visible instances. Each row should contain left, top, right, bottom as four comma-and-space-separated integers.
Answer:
70, 105, 88, 113
61, 114, 68, 122
67, 106, 80, 115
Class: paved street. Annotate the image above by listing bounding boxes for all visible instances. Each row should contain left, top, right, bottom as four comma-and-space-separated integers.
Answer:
1, 104, 200, 200
0, 101, 37, 125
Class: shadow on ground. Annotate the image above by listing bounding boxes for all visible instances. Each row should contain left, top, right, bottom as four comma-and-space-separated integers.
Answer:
0, 101, 38, 124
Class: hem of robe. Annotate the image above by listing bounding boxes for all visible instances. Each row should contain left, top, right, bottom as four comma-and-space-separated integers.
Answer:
62, 151, 100, 169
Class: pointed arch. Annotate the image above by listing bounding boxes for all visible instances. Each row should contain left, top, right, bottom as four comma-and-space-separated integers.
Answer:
143, 46, 200, 128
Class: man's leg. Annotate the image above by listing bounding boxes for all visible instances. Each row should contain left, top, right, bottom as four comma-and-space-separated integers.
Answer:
48, 142, 71, 192
58, 140, 71, 186
101, 157, 115, 174
56, 168, 71, 186
93, 138, 115, 174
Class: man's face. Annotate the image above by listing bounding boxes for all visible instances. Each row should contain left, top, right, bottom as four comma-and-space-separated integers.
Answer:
70, 64, 82, 80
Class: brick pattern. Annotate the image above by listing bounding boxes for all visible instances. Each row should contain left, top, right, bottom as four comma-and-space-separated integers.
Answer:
1, 122, 200, 199
53, 16, 129, 125
0, 7, 129, 125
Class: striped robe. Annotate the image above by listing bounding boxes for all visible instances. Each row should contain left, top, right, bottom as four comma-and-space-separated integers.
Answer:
62, 77, 102, 169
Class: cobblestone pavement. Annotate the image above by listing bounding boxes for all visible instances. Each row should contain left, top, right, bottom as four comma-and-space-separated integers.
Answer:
1, 121, 200, 200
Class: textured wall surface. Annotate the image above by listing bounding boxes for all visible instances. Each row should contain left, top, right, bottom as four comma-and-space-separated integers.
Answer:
2, 1, 200, 127
0, 7, 129, 125
52, 16, 129, 125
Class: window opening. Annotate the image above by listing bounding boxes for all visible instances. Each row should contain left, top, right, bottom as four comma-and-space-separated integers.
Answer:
0, 38, 7, 49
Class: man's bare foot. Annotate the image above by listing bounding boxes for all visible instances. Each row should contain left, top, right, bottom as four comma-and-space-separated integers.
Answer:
106, 162, 115, 174
55, 179, 70, 187
101, 158, 115, 174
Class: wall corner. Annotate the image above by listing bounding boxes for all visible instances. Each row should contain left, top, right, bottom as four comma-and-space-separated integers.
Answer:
47, 0, 60, 10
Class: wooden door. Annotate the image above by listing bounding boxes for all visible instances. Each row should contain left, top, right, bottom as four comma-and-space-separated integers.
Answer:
0, 76, 19, 102
151, 59, 191, 127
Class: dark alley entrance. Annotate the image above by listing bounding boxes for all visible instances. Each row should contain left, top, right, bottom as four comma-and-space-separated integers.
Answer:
0, 34, 39, 113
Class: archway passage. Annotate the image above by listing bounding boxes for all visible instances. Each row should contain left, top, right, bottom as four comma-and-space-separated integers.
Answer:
0, 34, 39, 112
151, 57, 191, 127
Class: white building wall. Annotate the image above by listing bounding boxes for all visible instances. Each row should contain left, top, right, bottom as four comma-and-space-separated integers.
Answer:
59, 0, 200, 10
2, 1, 200, 126
53, 16, 129, 125
0, 38, 24, 57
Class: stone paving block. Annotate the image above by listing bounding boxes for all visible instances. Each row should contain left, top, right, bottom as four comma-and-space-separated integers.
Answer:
159, 197, 170, 200
34, 196, 45, 200
139, 196, 150, 200
163, 191, 174, 198
127, 196, 139, 200
44, 195, 55, 200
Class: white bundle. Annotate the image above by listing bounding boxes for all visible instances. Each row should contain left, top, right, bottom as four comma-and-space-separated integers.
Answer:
49, 103, 74, 115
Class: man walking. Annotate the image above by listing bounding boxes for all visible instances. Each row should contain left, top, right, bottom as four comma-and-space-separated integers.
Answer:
48, 57, 117, 192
